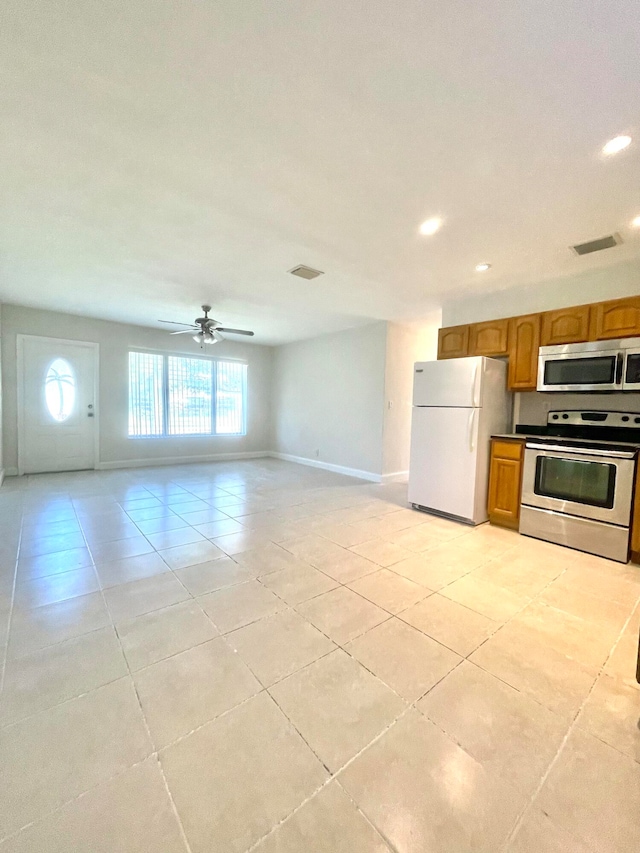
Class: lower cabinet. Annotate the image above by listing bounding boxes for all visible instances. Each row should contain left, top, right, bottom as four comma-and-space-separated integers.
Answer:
487, 439, 524, 529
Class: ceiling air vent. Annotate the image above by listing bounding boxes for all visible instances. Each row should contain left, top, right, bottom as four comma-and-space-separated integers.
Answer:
288, 265, 324, 280
571, 233, 622, 256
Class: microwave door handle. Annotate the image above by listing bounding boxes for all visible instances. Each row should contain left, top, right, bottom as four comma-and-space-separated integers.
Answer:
616, 352, 624, 385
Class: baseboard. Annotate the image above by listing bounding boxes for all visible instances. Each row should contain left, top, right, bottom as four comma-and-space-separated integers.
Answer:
4, 467, 18, 478
269, 452, 382, 483
381, 470, 409, 484
95, 451, 270, 471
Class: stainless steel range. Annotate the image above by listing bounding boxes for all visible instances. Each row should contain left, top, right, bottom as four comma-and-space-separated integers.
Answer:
519, 411, 640, 562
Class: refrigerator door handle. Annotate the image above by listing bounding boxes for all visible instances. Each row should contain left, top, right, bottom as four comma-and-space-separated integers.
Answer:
468, 409, 476, 452
472, 363, 479, 407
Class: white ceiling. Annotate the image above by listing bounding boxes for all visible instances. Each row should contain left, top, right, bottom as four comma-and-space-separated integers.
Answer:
1, 1, 639, 344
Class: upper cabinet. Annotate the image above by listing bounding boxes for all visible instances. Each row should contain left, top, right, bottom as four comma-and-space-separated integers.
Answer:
591, 296, 640, 340
541, 304, 591, 346
469, 318, 509, 356
437, 325, 469, 359
508, 314, 540, 391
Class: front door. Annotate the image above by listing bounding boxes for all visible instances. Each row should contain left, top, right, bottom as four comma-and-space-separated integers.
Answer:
19, 336, 98, 474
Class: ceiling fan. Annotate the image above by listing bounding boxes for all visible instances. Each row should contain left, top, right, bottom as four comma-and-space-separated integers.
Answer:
158, 305, 254, 346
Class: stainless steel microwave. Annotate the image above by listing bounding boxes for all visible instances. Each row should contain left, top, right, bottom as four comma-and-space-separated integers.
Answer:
537, 337, 640, 392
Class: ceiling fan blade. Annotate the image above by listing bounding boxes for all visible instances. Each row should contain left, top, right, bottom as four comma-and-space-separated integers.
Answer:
158, 319, 198, 326
170, 329, 199, 335
215, 328, 255, 336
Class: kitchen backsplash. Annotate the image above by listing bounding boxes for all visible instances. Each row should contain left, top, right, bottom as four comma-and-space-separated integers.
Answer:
517, 392, 640, 426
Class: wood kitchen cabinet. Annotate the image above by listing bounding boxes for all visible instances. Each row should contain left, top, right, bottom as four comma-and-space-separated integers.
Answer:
541, 304, 591, 346
487, 439, 524, 530
591, 296, 640, 341
507, 314, 540, 391
469, 318, 509, 356
437, 324, 469, 359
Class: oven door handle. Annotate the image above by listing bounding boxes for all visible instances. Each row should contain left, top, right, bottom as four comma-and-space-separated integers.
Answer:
526, 442, 636, 459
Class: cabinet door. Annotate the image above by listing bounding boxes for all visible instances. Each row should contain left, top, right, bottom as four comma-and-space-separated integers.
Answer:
469, 318, 509, 356
487, 441, 523, 529
592, 297, 640, 340
541, 305, 591, 346
508, 314, 541, 390
437, 325, 470, 359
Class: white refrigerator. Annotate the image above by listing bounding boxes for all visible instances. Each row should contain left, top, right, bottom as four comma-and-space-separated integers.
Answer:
408, 356, 511, 525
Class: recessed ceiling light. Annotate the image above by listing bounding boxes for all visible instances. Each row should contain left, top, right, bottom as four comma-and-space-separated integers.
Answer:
602, 135, 632, 155
419, 217, 443, 236
631, 215, 640, 228
475, 263, 491, 272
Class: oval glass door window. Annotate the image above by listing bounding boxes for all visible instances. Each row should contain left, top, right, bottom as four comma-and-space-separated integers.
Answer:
45, 358, 76, 422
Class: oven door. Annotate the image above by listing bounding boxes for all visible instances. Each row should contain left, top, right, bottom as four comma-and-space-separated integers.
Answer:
537, 349, 624, 392
522, 444, 636, 527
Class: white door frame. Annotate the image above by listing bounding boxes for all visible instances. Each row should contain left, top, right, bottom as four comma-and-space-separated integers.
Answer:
17, 335, 100, 476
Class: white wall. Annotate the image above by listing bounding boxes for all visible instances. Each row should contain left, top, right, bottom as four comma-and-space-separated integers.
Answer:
442, 258, 640, 326
272, 323, 387, 479
382, 317, 440, 479
1, 305, 273, 474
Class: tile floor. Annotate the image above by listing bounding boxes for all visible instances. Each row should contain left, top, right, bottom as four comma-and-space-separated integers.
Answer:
0, 459, 639, 852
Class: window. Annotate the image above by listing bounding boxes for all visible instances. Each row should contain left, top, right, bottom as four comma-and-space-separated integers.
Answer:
45, 358, 76, 422
128, 352, 247, 437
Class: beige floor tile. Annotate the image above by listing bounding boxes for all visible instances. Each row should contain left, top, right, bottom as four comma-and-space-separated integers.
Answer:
576, 672, 640, 761
160, 692, 327, 853
117, 600, 218, 671
547, 562, 640, 608
14, 566, 99, 609
470, 621, 598, 718
227, 609, 336, 686
441, 574, 531, 622
19, 531, 86, 558
297, 587, 389, 645
348, 568, 431, 614
471, 556, 558, 598
174, 556, 256, 595
1, 627, 127, 724
270, 649, 405, 772
157, 539, 226, 570
145, 526, 206, 551
253, 781, 391, 852
95, 551, 170, 589
16, 547, 93, 580
510, 601, 618, 668
391, 552, 470, 590
103, 572, 190, 622
198, 580, 285, 633
314, 522, 376, 547
235, 542, 302, 574
212, 528, 284, 555
0, 678, 152, 838
0, 758, 188, 853
400, 594, 499, 656
348, 538, 413, 567
7, 591, 110, 659
339, 709, 527, 853
418, 661, 568, 796
134, 514, 189, 535
313, 550, 380, 583
604, 619, 640, 687
536, 728, 640, 853
87, 535, 154, 564
345, 618, 462, 702
388, 525, 453, 553
258, 562, 338, 605
279, 534, 346, 565
539, 583, 632, 634
193, 517, 244, 538
506, 809, 593, 853
135, 637, 260, 748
